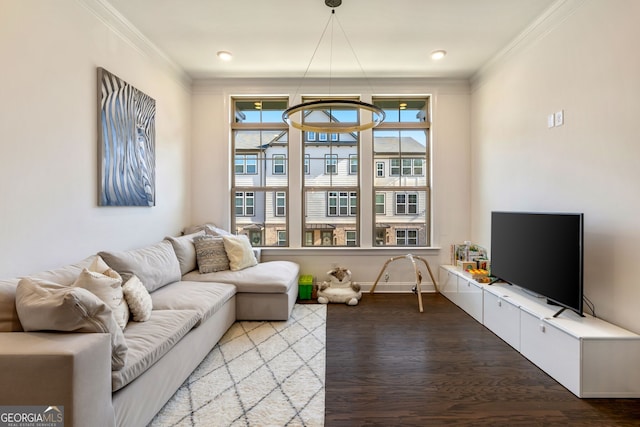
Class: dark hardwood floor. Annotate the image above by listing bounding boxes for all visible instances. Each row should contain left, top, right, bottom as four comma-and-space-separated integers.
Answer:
324, 293, 640, 426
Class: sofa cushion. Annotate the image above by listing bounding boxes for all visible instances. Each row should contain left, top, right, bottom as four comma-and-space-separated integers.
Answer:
182, 260, 299, 293
165, 230, 206, 275
0, 255, 116, 333
183, 223, 232, 237
0, 278, 22, 332
151, 281, 236, 326
112, 309, 199, 391
99, 241, 181, 292
194, 235, 230, 273
73, 268, 129, 330
222, 234, 258, 271
122, 276, 153, 322
15, 278, 128, 370
29, 255, 96, 285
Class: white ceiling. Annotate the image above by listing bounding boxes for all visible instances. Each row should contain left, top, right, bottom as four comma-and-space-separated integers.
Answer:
105, 0, 557, 80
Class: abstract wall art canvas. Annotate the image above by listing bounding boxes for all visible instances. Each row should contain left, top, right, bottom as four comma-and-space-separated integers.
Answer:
98, 67, 156, 206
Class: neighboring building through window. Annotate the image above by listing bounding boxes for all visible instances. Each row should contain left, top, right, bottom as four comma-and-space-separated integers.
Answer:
373, 97, 430, 246
302, 97, 360, 246
230, 95, 430, 248
231, 97, 289, 246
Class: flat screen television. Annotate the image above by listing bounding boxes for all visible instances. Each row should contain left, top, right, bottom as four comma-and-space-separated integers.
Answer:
490, 211, 584, 317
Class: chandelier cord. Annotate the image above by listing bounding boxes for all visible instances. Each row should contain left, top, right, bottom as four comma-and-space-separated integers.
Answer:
290, 9, 335, 105
332, 11, 377, 98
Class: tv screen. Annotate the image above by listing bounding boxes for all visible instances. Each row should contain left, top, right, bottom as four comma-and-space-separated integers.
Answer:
490, 211, 584, 316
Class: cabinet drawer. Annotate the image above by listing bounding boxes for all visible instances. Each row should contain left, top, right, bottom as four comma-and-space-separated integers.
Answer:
438, 268, 459, 304
520, 310, 580, 395
457, 277, 483, 322
482, 290, 520, 350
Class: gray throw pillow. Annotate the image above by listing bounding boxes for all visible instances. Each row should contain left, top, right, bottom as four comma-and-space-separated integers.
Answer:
194, 235, 230, 273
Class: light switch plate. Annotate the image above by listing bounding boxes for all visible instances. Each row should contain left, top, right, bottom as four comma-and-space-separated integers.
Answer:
555, 110, 564, 126
548, 114, 555, 128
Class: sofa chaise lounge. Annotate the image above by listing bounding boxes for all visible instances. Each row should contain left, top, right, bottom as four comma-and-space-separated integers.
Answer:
0, 227, 300, 427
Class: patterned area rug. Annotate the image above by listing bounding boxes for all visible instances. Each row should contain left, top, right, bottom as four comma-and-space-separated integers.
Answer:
149, 304, 326, 427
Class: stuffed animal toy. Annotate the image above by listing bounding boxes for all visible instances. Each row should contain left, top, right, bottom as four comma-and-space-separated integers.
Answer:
317, 267, 362, 306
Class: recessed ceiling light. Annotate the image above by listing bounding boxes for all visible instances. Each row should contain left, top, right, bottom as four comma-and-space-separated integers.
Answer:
431, 50, 447, 60
217, 51, 233, 61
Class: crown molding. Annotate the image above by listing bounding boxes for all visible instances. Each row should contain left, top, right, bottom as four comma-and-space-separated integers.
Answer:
77, 0, 192, 88
470, 0, 585, 91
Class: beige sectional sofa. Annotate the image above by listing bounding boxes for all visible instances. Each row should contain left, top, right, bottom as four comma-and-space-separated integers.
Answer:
0, 228, 299, 427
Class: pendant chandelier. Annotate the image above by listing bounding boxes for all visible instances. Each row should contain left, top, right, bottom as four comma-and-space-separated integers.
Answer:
282, 0, 385, 133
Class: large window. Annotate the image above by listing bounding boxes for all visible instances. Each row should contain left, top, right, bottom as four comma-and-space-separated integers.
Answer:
231, 98, 289, 246
302, 97, 359, 246
373, 97, 430, 246
229, 95, 430, 248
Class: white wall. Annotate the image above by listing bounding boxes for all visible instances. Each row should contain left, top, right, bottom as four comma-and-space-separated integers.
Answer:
0, 0, 192, 277
470, 0, 640, 333
190, 78, 471, 286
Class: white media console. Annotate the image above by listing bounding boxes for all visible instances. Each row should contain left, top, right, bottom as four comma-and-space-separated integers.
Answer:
439, 265, 640, 398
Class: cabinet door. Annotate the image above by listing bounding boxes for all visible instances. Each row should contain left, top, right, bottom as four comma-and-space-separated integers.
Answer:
520, 310, 580, 395
438, 268, 459, 304
482, 290, 520, 350
457, 277, 483, 322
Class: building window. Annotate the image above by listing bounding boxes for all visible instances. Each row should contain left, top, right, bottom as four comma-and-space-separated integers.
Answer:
395, 192, 418, 215
331, 133, 339, 141
375, 193, 386, 214
305, 231, 314, 246
328, 191, 357, 216
325, 154, 338, 175
396, 229, 418, 246
390, 158, 423, 176
346, 231, 357, 246
307, 131, 316, 141
275, 191, 286, 216
319, 132, 328, 141
277, 230, 287, 246
235, 154, 257, 175
349, 155, 358, 175
231, 97, 289, 246
273, 154, 286, 175
235, 192, 255, 216
373, 97, 430, 246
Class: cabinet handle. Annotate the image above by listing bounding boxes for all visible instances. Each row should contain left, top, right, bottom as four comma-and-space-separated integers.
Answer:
498, 300, 502, 307
539, 324, 546, 333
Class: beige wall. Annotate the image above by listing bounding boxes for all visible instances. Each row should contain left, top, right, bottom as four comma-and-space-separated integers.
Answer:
470, 0, 640, 333
190, 78, 471, 286
0, 0, 192, 277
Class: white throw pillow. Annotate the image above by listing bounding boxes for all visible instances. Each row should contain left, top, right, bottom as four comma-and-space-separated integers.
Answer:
122, 275, 152, 322
73, 268, 129, 330
15, 278, 128, 370
222, 234, 258, 271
